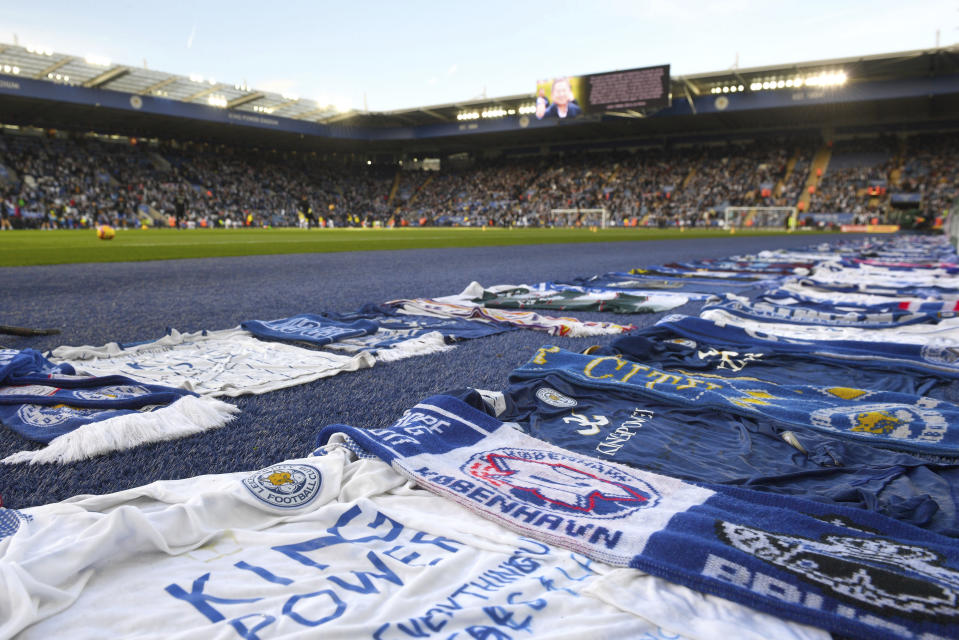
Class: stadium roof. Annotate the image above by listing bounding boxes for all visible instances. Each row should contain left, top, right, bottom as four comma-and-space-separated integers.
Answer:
1, 41, 957, 131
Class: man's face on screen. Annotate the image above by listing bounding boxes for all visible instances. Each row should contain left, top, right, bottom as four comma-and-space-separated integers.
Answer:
552, 80, 571, 106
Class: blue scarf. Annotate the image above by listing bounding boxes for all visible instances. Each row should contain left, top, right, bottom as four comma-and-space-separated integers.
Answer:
0, 348, 197, 443
240, 314, 378, 346
325, 303, 515, 342
703, 295, 946, 328
652, 315, 959, 379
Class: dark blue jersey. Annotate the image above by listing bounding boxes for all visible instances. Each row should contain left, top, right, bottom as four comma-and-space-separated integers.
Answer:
482, 374, 959, 536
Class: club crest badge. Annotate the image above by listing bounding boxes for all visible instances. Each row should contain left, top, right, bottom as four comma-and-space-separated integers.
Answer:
809, 402, 948, 444
921, 341, 959, 366
535, 387, 578, 408
463, 447, 659, 519
243, 463, 322, 509
16, 404, 113, 428
74, 385, 150, 401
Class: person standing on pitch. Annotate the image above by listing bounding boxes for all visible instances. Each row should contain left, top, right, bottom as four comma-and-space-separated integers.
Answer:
174, 191, 186, 229
300, 193, 313, 229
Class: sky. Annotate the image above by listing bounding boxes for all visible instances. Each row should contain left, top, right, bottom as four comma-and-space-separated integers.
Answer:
4, 0, 957, 112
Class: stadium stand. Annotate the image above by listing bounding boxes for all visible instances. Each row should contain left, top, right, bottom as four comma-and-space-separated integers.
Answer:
2, 129, 958, 230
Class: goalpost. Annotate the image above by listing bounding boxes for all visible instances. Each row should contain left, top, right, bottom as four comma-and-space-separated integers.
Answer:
724, 206, 797, 230
548, 208, 609, 228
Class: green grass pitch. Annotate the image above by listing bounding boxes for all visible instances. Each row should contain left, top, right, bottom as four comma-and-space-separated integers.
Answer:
0, 227, 828, 267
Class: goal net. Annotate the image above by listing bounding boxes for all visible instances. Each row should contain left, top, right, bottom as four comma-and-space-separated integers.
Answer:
548, 208, 609, 228
724, 206, 797, 229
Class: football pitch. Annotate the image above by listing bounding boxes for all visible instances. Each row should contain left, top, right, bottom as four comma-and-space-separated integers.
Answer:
0, 226, 825, 267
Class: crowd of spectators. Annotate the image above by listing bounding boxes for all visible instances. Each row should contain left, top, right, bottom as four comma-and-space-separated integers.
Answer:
898, 134, 959, 222
1, 129, 957, 230
807, 138, 899, 219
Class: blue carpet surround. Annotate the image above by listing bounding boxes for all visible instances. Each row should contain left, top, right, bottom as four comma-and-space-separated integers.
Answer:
0, 235, 838, 507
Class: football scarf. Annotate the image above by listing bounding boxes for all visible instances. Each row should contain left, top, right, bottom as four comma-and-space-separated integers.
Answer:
240, 314, 378, 346
326, 303, 516, 341
469, 284, 678, 314
628, 267, 768, 281
807, 263, 959, 290
388, 298, 635, 337
317, 395, 959, 640
763, 290, 959, 315
702, 295, 947, 328
660, 260, 813, 275
571, 272, 762, 295
0, 448, 828, 640
650, 315, 959, 378
545, 281, 713, 302
0, 349, 238, 464
240, 312, 454, 362
51, 327, 375, 397
700, 308, 959, 346
508, 345, 959, 457
770, 281, 959, 312
316, 303, 513, 360
594, 329, 959, 401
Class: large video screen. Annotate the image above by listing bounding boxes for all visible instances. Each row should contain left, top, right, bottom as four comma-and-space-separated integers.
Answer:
535, 64, 670, 120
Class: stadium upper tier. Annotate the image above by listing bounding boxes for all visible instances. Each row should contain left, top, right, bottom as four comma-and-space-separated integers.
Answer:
1, 129, 955, 230
0, 43, 958, 144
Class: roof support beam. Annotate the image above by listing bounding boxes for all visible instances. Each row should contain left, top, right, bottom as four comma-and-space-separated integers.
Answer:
35, 57, 73, 80
184, 84, 222, 102
269, 98, 301, 114
297, 106, 336, 120
227, 92, 264, 109
418, 108, 448, 122
683, 84, 697, 115
83, 66, 129, 88
681, 77, 701, 97
140, 76, 177, 95
319, 111, 358, 125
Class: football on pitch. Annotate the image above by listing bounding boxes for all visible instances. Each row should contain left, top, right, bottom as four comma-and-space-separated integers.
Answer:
96, 225, 116, 240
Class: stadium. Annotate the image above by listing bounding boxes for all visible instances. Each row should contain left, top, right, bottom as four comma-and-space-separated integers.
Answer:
2, 15, 959, 640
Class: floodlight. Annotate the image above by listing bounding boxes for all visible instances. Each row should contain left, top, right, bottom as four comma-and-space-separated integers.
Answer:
84, 54, 111, 66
